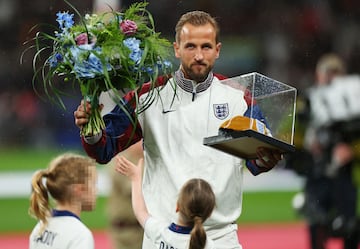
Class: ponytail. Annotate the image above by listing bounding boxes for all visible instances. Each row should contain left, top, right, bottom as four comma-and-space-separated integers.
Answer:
177, 178, 216, 249
29, 170, 51, 234
189, 216, 207, 249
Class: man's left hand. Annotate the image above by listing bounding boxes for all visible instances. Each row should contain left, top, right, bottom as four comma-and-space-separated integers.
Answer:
255, 147, 283, 169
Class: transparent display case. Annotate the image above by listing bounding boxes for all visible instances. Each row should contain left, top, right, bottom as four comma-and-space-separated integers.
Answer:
203, 72, 297, 159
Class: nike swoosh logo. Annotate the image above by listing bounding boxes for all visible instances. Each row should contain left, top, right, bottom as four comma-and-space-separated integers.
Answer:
162, 110, 176, 113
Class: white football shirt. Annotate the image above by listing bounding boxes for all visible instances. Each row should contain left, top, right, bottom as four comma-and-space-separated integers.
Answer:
29, 210, 94, 249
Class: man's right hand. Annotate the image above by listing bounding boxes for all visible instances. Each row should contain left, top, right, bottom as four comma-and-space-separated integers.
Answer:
74, 100, 92, 129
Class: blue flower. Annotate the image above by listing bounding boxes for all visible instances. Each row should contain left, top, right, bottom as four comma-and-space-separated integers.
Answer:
156, 60, 172, 72
123, 37, 141, 51
73, 54, 102, 78
48, 53, 63, 68
123, 37, 143, 64
56, 11, 74, 30
49, 56, 58, 68
78, 44, 95, 51
129, 50, 142, 64
163, 60, 172, 69
69, 44, 95, 61
55, 53, 63, 61
141, 66, 153, 74
71, 47, 111, 78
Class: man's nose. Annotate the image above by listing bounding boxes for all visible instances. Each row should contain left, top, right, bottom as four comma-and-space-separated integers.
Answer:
194, 49, 204, 61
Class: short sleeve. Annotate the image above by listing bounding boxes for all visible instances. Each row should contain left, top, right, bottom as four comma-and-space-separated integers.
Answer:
69, 228, 94, 249
144, 216, 167, 244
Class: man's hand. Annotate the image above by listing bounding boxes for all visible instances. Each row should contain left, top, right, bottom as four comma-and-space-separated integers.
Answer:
74, 100, 92, 130
255, 147, 283, 169
74, 100, 104, 130
332, 142, 354, 167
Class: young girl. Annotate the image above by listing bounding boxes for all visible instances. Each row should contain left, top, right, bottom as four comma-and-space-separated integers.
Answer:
115, 156, 216, 249
29, 153, 97, 249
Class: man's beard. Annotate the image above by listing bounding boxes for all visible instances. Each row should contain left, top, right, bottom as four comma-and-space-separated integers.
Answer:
182, 62, 212, 83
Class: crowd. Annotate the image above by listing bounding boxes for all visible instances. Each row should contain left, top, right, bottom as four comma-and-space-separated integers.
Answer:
0, 0, 359, 149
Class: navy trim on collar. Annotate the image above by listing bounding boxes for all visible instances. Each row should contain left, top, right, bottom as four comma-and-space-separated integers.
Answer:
168, 222, 193, 234
52, 209, 81, 221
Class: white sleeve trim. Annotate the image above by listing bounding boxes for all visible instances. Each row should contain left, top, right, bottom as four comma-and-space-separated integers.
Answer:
83, 131, 102, 144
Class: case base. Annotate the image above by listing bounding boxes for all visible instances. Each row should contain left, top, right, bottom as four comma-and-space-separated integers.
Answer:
203, 129, 295, 159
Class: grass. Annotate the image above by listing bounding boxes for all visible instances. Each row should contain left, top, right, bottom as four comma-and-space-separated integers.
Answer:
0, 147, 84, 172
0, 196, 109, 233
0, 191, 300, 233
239, 191, 300, 224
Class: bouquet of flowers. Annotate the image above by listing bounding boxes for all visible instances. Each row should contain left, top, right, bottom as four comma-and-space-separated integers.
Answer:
25, 1, 172, 136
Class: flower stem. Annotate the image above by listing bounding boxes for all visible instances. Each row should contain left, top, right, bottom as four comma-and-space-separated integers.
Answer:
80, 95, 106, 136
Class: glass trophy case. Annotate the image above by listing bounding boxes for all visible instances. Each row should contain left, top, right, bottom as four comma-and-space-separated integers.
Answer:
203, 72, 297, 159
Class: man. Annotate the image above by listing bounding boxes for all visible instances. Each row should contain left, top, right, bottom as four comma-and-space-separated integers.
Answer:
74, 11, 282, 248
304, 53, 358, 249
287, 53, 358, 249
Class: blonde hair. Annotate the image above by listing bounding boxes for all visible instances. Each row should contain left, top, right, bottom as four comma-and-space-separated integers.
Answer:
316, 53, 346, 75
29, 153, 96, 233
177, 178, 216, 249
175, 11, 220, 44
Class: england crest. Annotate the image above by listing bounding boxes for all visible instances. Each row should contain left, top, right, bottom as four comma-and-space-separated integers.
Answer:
213, 103, 229, 120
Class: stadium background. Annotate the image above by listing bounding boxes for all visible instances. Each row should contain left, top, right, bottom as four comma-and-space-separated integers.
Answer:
0, 0, 359, 248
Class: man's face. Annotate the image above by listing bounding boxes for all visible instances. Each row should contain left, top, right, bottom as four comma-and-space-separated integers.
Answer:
174, 23, 221, 83
316, 69, 342, 86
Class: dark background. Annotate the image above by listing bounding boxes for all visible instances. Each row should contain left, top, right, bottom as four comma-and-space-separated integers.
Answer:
0, 0, 359, 149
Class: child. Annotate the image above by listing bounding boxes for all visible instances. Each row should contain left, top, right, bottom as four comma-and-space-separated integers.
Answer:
29, 153, 97, 249
115, 156, 216, 249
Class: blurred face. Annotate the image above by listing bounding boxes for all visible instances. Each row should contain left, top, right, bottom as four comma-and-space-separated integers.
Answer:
81, 166, 97, 211
316, 69, 343, 86
174, 23, 221, 83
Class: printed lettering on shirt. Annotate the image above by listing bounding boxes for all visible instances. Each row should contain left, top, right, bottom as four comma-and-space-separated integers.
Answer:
159, 241, 178, 249
213, 103, 229, 120
34, 230, 58, 246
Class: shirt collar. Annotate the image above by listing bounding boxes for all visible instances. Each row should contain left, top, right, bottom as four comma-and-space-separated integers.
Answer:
52, 209, 81, 221
168, 222, 193, 234
174, 69, 213, 94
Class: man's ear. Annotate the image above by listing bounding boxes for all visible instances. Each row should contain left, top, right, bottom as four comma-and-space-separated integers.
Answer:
215, 42, 222, 59
173, 42, 180, 58
175, 202, 179, 213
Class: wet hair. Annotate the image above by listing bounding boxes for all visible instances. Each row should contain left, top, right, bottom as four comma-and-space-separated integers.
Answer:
177, 178, 216, 249
29, 153, 96, 233
175, 11, 220, 43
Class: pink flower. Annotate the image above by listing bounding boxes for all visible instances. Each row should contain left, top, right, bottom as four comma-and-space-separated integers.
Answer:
75, 33, 89, 45
120, 20, 138, 35
75, 33, 97, 46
